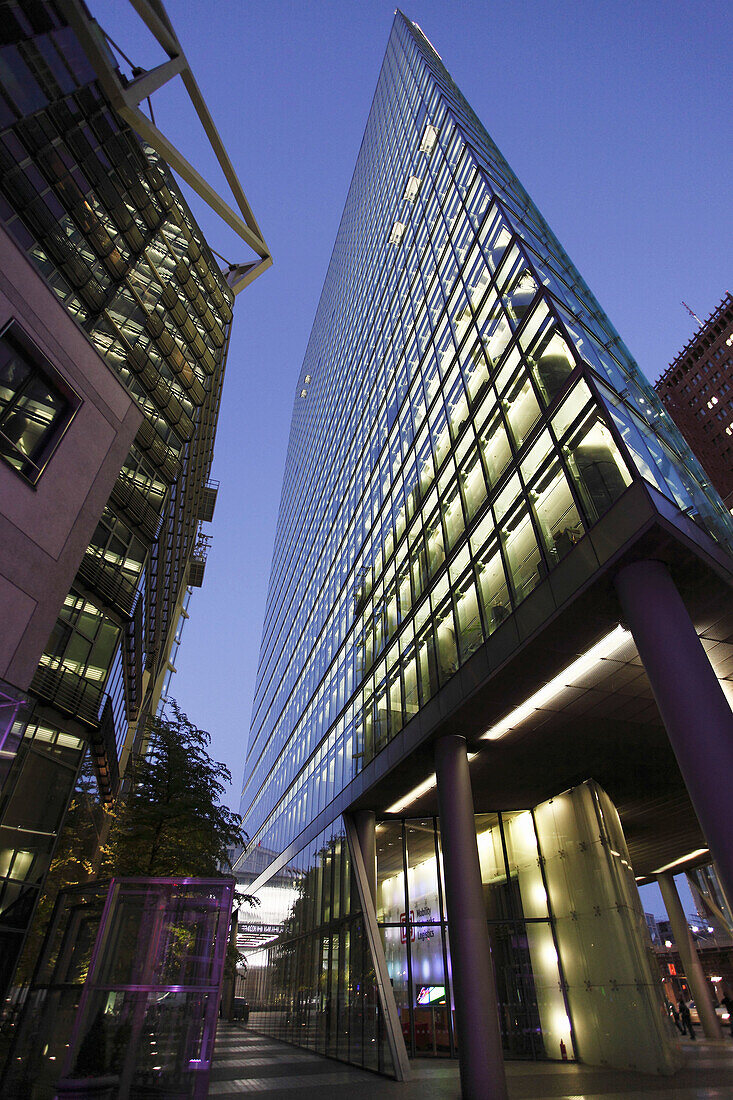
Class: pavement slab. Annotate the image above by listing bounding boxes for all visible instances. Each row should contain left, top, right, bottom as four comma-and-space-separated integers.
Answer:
210, 1026, 733, 1099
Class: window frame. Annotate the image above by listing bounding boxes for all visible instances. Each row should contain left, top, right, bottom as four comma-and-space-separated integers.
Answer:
0, 318, 81, 485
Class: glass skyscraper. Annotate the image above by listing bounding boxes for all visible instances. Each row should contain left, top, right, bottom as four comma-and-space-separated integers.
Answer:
237, 12, 733, 1087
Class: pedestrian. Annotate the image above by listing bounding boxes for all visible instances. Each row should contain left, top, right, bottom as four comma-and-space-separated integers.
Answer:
678, 999, 696, 1040
721, 994, 733, 1038
667, 1000, 684, 1034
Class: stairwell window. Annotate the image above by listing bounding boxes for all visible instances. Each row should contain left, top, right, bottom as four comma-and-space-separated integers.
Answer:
389, 221, 405, 245
404, 175, 421, 203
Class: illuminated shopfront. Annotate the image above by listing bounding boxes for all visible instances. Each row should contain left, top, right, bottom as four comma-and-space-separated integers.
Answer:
377, 813, 570, 1060
242, 782, 677, 1076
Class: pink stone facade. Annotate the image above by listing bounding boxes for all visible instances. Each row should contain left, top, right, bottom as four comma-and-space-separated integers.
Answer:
0, 227, 142, 692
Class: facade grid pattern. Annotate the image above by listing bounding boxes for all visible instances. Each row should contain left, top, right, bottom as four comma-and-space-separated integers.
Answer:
240, 15, 731, 864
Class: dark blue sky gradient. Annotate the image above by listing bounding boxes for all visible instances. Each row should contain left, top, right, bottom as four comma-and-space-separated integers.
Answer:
93, 3, 730, 914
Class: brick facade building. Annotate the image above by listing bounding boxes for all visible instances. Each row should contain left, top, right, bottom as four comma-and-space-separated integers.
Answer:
656, 294, 733, 505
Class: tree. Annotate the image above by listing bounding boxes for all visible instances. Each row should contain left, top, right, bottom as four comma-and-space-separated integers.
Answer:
14, 703, 253, 997
106, 700, 247, 877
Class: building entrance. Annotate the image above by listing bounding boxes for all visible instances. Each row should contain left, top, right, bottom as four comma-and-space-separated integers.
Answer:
376, 814, 570, 1061
241, 782, 679, 1079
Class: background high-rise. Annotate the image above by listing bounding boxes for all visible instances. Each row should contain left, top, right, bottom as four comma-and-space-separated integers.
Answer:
655, 293, 733, 506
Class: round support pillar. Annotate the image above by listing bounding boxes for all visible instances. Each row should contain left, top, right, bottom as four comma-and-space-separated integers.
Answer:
434, 734, 508, 1100
614, 560, 733, 909
658, 872, 722, 1039
353, 809, 377, 910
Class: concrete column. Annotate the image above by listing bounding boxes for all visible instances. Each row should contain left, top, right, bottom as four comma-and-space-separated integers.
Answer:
614, 560, 733, 909
658, 871, 722, 1039
353, 809, 377, 909
434, 734, 508, 1100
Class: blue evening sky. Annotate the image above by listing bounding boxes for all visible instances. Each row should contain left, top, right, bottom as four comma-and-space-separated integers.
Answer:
93, 1, 730, 916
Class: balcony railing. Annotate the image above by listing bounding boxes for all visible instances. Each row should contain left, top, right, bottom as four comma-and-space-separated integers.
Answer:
77, 550, 140, 619
110, 472, 163, 540
188, 527, 212, 588
198, 478, 219, 523
30, 665, 104, 727
90, 697, 120, 804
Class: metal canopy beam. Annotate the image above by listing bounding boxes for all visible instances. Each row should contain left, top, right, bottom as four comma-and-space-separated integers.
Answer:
226, 256, 274, 296
180, 68, 267, 246
118, 102, 268, 258
128, 0, 180, 56
122, 55, 186, 105
59, 0, 271, 292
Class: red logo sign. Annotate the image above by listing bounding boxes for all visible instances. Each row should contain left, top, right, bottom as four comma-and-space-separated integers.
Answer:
400, 911, 415, 943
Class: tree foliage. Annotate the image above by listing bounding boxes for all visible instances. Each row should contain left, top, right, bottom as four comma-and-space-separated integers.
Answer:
106, 701, 247, 877
15, 703, 251, 989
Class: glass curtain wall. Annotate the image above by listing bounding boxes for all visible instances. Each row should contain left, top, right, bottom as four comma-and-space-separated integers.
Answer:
243, 822, 396, 1077
242, 797, 676, 1073
376, 814, 572, 1061
240, 13, 732, 876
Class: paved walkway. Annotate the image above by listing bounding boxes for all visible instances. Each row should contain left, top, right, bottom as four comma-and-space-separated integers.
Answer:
210, 1025, 733, 1098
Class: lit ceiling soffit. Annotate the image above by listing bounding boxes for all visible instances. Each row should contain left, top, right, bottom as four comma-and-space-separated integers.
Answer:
60, 0, 271, 295
482, 625, 632, 741
650, 848, 710, 877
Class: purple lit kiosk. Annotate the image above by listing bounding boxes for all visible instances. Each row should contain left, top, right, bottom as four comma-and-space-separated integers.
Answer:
56, 877, 234, 1099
